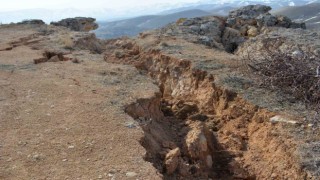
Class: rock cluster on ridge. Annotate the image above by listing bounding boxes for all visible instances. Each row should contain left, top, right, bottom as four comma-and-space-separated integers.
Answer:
50, 17, 98, 32
159, 5, 306, 53
17, 19, 45, 25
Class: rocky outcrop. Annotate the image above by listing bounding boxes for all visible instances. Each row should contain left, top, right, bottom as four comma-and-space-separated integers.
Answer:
228, 4, 271, 19
226, 5, 306, 35
50, 17, 98, 32
17, 19, 45, 25
159, 5, 306, 53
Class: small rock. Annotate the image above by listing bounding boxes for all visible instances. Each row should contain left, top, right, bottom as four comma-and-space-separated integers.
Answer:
247, 26, 258, 37
109, 169, 117, 174
270, 115, 298, 125
308, 124, 314, 127
206, 155, 213, 168
62, 159, 68, 162
33, 154, 40, 160
125, 172, 137, 177
164, 148, 181, 174
292, 50, 304, 58
271, 173, 277, 178
124, 121, 137, 128
48, 55, 60, 62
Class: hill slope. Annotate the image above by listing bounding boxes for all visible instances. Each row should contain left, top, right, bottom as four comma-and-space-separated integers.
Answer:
273, 3, 320, 29
95, 9, 212, 39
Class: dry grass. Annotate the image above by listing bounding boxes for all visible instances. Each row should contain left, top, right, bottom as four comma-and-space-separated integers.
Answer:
241, 38, 320, 112
58, 32, 74, 49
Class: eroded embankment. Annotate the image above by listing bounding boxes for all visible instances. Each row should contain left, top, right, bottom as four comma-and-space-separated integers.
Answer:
107, 41, 309, 179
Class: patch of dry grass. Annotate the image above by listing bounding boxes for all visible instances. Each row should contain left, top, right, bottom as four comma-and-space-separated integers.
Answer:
58, 32, 74, 49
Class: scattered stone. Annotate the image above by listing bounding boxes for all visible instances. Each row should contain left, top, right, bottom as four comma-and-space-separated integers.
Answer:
206, 155, 213, 168
124, 121, 137, 128
164, 148, 181, 174
247, 26, 258, 37
185, 128, 208, 158
270, 115, 299, 125
48, 55, 60, 62
292, 50, 304, 58
308, 124, 314, 127
125, 172, 137, 177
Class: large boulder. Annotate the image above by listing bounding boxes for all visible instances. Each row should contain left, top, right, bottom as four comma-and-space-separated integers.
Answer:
228, 5, 271, 19
50, 17, 98, 32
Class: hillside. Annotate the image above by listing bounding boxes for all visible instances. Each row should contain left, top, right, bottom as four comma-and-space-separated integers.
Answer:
95, 9, 212, 39
273, 3, 320, 29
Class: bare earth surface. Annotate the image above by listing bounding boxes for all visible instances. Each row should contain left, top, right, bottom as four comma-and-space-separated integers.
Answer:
0, 25, 161, 179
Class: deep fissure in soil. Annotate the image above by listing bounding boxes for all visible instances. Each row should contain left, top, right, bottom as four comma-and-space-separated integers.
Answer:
110, 42, 307, 179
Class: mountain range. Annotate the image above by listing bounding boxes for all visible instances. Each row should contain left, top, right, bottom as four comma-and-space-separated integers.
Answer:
95, 9, 213, 39
95, 0, 320, 39
273, 2, 320, 29
1, 0, 319, 38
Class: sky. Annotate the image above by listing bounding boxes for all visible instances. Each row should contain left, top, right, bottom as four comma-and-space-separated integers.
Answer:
0, 0, 202, 11
0, 0, 310, 23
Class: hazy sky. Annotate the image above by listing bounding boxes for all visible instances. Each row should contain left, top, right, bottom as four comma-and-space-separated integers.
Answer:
0, 0, 202, 11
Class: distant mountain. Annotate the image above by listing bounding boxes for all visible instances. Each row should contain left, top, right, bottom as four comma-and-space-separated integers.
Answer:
95, 9, 212, 39
158, 4, 235, 16
170, 0, 314, 12
273, 3, 320, 29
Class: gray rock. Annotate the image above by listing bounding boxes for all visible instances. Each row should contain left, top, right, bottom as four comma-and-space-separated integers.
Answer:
257, 14, 277, 27
292, 50, 304, 58
181, 19, 196, 26
198, 36, 224, 50
290, 22, 306, 29
18, 19, 45, 25
50, 17, 98, 32
229, 5, 272, 19
276, 15, 292, 28
125, 172, 138, 177
189, 25, 200, 33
